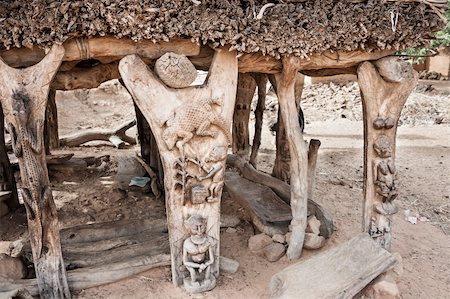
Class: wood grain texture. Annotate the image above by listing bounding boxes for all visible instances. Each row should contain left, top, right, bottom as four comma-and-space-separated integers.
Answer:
269, 233, 398, 299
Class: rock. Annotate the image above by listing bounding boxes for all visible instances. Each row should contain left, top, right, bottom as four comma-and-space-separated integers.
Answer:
219, 256, 239, 273
263, 243, 286, 262
306, 215, 321, 235
115, 156, 146, 190
0, 254, 25, 280
304, 233, 325, 250
155, 52, 197, 89
0, 241, 11, 255
364, 274, 401, 299
220, 214, 241, 228
0, 201, 8, 217
10, 239, 26, 258
285, 232, 292, 245
272, 234, 286, 244
226, 227, 237, 234
248, 233, 273, 252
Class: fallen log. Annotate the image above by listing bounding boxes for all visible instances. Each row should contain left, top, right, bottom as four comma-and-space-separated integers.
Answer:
227, 154, 334, 238
0, 254, 171, 297
59, 120, 136, 148
269, 233, 398, 299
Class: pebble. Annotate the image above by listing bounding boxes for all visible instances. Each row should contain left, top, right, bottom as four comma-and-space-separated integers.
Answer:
304, 233, 325, 250
263, 243, 286, 262
306, 215, 321, 235
364, 274, 400, 299
219, 256, 240, 273
248, 233, 273, 252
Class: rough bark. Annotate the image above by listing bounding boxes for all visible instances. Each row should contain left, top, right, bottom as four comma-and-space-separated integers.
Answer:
307, 139, 321, 201
0, 45, 70, 298
274, 58, 309, 260
357, 57, 418, 250
119, 48, 238, 291
232, 73, 256, 154
249, 73, 268, 168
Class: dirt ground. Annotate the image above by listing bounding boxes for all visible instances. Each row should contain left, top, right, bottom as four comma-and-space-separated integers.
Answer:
1, 79, 449, 298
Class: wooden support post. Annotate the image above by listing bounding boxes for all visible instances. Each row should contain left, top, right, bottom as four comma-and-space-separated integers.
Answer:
0, 45, 70, 298
0, 105, 19, 211
232, 73, 256, 155
44, 89, 59, 154
307, 139, 321, 201
119, 48, 238, 293
357, 57, 418, 250
134, 103, 164, 191
274, 58, 309, 260
271, 73, 305, 183
249, 73, 268, 168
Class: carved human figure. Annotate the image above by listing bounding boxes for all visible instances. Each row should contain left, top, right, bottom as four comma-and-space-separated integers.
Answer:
182, 214, 216, 292
373, 135, 398, 215
193, 146, 227, 202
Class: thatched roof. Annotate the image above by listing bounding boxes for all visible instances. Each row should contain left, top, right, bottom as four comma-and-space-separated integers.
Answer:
0, 0, 445, 58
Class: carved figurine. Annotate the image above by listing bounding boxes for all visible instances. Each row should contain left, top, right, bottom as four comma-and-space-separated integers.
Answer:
182, 214, 217, 293
373, 135, 393, 158
192, 146, 227, 202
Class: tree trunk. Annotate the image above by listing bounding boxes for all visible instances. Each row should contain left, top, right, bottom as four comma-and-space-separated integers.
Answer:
0, 45, 70, 298
357, 57, 418, 250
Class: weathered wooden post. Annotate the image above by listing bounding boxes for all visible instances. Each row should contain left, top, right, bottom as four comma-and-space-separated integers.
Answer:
274, 59, 309, 260
357, 57, 418, 250
232, 73, 256, 155
249, 73, 268, 168
0, 45, 70, 298
119, 48, 238, 293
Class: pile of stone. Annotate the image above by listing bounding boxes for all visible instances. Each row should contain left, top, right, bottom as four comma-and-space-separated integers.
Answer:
248, 215, 326, 262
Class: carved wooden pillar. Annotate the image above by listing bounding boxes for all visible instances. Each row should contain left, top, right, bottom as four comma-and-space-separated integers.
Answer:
274, 59, 309, 260
119, 48, 238, 293
232, 73, 256, 155
249, 73, 268, 168
357, 57, 418, 250
271, 73, 305, 183
44, 88, 59, 154
0, 105, 19, 211
0, 45, 70, 298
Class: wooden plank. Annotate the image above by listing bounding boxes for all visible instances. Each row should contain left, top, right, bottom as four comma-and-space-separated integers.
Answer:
225, 172, 292, 223
0, 191, 12, 202
269, 233, 398, 299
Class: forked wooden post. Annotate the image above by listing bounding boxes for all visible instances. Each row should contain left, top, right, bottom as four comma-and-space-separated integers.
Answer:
274, 58, 309, 259
357, 57, 418, 250
119, 48, 238, 293
249, 73, 268, 168
0, 45, 70, 298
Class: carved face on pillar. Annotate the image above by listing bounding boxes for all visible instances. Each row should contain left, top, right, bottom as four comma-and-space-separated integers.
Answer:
186, 214, 207, 236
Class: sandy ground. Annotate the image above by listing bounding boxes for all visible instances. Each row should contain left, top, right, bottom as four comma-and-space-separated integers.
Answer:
1, 80, 449, 298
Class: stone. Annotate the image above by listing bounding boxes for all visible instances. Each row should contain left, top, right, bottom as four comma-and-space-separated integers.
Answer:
263, 243, 286, 262
285, 232, 292, 245
303, 233, 326, 250
219, 256, 240, 273
0, 254, 25, 280
115, 156, 146, 191
155, 52, 197, 89
0, 241, 11, 255
272, 234, 286, 244
0, 201, 8, 217
248, 233, 273, 252
306, 215, 321, 235
364, 274, 401, 299
226, 227, 237, 234
220, 214, 241, 228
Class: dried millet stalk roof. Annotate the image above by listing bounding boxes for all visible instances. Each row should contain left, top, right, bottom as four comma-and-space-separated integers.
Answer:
0, 0, 444, 58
